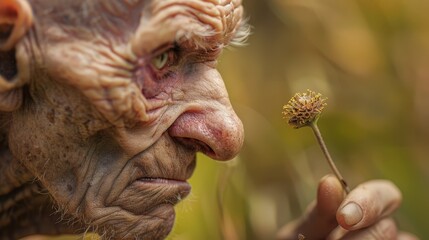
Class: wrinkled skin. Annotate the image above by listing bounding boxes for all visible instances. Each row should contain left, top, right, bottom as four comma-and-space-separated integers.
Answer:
0, 0, 246, 239
0, 1, 419, 240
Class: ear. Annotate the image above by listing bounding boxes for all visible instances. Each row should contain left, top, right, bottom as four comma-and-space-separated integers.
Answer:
0, 0, 33, 111
0, 0, 33, 51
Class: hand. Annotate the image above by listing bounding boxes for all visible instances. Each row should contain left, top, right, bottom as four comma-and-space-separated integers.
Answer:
277, 175, 419, 240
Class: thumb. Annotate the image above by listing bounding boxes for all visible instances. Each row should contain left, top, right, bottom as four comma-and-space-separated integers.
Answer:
277, 175, 345, 239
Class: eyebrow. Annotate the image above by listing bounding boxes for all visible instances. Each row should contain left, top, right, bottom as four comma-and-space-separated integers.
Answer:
131, 0, 251, 58
174, 18, 251, 53
229, 18, 251, 47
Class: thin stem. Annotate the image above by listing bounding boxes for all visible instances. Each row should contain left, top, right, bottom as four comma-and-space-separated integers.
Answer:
309, 122, 350, 194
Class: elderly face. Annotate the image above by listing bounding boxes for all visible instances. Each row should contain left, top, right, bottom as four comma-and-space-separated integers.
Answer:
4, 0, 247, 238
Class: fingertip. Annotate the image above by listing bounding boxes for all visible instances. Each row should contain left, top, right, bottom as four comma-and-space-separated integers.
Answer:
337, 202, 363, 229
317, 174, 344, 216
337, 180, 403, 230
386, 179, 403, 205
277, 176, 345, 240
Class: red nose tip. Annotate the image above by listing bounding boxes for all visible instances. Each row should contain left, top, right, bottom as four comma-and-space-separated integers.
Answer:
168, 111, 244, 161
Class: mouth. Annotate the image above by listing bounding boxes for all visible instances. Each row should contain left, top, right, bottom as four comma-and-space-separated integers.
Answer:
111, 142, 197, 215
111, 176, 191, 216
136, 177, 191, 198
134, 176, 191, 203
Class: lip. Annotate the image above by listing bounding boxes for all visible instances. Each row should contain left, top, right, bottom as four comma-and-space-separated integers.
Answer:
112, 177, 192, 215
132, 153, 197, 186
137, 177, 190, 185
115, 146, 197, 213
135, 177, 192, 199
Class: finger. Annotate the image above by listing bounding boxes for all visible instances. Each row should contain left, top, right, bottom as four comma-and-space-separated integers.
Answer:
277, 175, 344, 239
341, 218, 397, 240
336, 180, 402, 231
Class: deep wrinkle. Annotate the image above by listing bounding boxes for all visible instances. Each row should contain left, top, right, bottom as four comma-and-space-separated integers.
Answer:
0, 0, 246, 238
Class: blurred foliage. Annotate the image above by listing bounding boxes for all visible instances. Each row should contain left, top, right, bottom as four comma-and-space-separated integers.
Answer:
31, 0, 429, 239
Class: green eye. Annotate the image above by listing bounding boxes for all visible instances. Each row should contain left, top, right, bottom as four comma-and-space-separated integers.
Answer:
151, 52, 169, 69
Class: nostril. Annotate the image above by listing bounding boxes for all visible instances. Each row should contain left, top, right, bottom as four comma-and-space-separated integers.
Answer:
168, 110, 244, 161
174, 137, 216, 157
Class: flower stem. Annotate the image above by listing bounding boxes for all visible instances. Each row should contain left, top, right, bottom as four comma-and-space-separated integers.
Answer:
310, 121, 350, 194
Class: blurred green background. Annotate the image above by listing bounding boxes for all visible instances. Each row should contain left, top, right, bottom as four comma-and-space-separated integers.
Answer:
29, 0, 429, 239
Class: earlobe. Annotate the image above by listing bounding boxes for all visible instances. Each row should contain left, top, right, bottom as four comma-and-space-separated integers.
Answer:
0, 0, 32, 111
0, 0, 33, 51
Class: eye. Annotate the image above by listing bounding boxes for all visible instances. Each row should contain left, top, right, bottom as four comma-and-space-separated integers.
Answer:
151, 52, 169, 70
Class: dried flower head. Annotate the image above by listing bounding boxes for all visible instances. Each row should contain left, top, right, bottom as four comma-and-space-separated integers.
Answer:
281, 89, 350, 193
282, 89, 327, 128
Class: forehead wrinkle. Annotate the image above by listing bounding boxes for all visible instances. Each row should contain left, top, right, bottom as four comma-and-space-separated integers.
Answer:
131, 0, 244, 56
31, 0, 151, 43
150, 0, 222, 45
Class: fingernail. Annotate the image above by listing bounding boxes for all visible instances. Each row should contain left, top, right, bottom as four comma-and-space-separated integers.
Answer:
340, 202, 363, 226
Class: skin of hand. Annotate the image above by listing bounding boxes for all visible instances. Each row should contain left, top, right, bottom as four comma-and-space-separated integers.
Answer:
277, 175, 420, 240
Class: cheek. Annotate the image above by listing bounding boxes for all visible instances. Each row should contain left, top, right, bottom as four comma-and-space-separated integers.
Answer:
8, 122, 78, 202
7, 104, 87, 200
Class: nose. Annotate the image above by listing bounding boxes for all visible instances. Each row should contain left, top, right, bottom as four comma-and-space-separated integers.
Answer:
168, 68, 244, 161
168, 108, 244, 160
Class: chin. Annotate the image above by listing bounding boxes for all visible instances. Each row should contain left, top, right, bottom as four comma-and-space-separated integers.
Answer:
76, 202, 177, 239
69, 179, 191, 239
